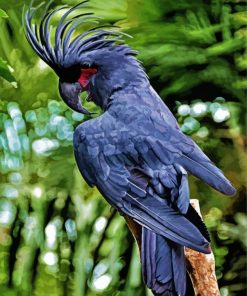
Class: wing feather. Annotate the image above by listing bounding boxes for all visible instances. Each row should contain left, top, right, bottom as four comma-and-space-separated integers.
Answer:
73, 108, 235, 254
177, 153, 236, 195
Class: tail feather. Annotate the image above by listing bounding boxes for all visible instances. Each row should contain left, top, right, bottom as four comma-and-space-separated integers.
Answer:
141, 227, 186, 296
142, 228, 156, 288
171, 242, 186, 295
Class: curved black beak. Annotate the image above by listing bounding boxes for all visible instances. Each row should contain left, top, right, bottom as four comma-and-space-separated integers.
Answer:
58, 80, 94, 115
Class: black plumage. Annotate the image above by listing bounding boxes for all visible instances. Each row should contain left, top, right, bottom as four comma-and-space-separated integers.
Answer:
24, 2, 236, 295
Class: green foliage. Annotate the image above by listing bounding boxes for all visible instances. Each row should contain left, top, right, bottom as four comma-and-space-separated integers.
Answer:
124, 0, 246, 105
0, 1, 246, 296
0, 8, 7, 18
0, 9, 16, 84
0, 58, 15, 84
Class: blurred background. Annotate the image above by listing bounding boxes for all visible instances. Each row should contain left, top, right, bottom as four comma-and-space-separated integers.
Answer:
0, 0, 246, 295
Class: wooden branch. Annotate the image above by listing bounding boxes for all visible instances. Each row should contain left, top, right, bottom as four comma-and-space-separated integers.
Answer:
123, 215, 142, 249
124, 199, 220, 296
185, 199, 220, 296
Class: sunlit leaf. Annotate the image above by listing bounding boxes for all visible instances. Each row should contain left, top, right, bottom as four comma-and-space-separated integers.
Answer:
0, 58, 16, 84
0, 9, 8, 18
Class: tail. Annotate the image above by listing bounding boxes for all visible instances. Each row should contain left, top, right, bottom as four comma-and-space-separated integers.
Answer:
141, 227, 186, 296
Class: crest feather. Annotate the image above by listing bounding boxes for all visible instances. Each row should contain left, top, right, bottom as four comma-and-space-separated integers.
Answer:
24, 1, 132, 74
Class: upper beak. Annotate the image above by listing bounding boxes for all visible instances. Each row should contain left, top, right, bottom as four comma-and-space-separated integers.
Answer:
58, 80, 93, 115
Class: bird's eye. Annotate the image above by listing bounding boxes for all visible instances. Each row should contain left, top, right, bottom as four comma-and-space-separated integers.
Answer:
81, 64, 90, 69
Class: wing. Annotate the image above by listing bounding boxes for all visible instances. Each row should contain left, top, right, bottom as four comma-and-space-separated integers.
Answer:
129, 100, 236, 196
74, 110, 232, 253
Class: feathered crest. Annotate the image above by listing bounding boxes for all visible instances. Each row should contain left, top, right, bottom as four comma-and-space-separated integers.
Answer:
24, 0, 131, 75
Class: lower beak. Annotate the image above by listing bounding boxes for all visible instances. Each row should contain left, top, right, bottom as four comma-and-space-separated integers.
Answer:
58, 80, 93, 115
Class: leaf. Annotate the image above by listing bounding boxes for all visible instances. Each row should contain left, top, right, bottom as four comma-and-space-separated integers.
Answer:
0, 57, 16, 84
0, 9, 8, 18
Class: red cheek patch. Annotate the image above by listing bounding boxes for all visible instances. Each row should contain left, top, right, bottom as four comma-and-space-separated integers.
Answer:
78, 68, 98, 88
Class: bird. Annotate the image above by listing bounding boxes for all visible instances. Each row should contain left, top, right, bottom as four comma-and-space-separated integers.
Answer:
24, 2, 236, 295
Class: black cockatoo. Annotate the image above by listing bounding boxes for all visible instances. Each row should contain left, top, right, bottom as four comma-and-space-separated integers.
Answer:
24, 2, 236, 295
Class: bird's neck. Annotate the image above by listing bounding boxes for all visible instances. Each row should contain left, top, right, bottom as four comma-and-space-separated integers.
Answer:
90, 60, 149, 111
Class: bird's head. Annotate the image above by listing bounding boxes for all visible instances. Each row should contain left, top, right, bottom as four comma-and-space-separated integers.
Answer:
24, 1, 147, 114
